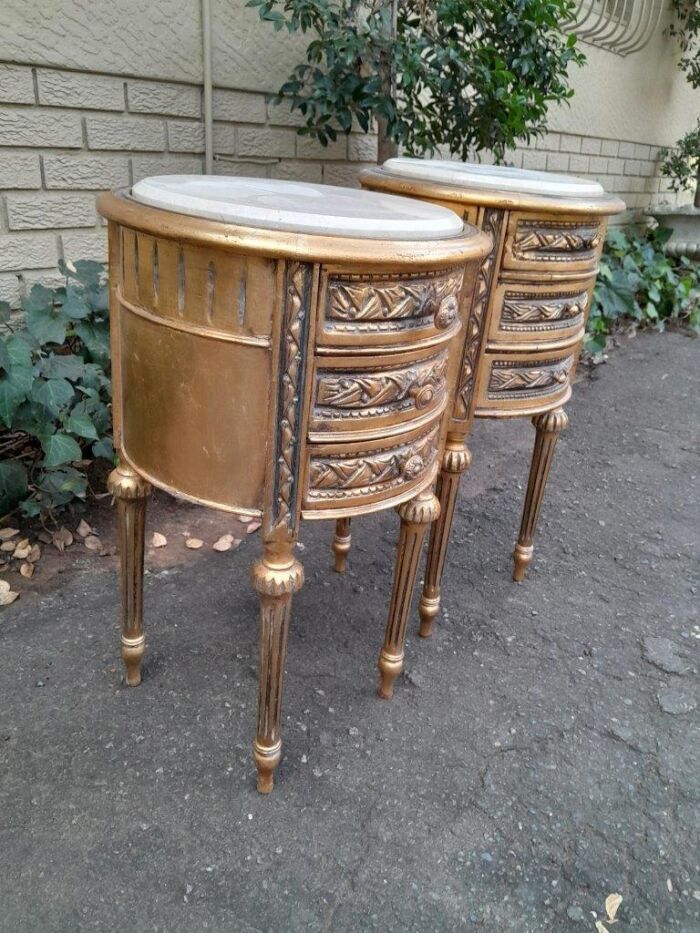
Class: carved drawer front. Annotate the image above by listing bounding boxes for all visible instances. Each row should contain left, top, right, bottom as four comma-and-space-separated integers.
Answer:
316, 265, 464, 351
502, 212, 602, 275
474, 347, 576, 417
308, 345, 448, 442
487, 277, 594, 349
302, 420, 441, 516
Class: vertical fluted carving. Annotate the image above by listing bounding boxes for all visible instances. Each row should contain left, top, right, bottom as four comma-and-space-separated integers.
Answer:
251, 543, 304, 793
378, 488, 440, 699
513, 407, 569, 581
418, 438, 472, 637
108, 464, 152, 686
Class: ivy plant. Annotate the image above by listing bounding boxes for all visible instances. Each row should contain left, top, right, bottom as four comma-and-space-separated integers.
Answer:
0, 260, 113, 519
586, 227, 700, 354
246, 0, 584, 161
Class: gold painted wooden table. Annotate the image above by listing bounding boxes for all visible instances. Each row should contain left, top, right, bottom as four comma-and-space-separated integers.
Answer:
97, 177, 489, 792
359, 160, 625, 633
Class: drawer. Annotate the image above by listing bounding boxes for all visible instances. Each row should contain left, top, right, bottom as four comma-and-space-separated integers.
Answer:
302, 420, 441, 516
474, 347, 576, 417
308, 345, 448, 442
486, 277, 593, 349
316, 265, 464, 351
502, 212, 602, 275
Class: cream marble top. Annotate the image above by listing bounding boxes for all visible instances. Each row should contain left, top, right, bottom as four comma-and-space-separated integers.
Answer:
131, 175, 464, 240
382, 158, 605, 199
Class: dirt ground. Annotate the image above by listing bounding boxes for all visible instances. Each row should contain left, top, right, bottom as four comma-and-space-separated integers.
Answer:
0, 330, 698, 932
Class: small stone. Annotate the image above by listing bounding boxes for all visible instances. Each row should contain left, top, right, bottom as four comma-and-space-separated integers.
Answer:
657, 689, 697, 715
348, 727, 359, 736
567, 906, 586, 922
642, 636, 690, 675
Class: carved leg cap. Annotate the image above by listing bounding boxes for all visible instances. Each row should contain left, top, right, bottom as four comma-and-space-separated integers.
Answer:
377, 651, 403, 700
418, 593, 440, 638
513, 544, 534, 582
253, 741, 281, 795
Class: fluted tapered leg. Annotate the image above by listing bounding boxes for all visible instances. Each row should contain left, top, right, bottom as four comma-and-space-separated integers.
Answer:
418, 437, 472, 638
332, 517, 352, 573
513, 407, 569, 581
108, 463, 151, 686
251, 542, 304, 794
378, 487, 440, 699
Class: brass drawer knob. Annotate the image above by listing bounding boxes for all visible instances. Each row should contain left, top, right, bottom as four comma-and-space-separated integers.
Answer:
410, 384, 436, 410
401, 454, 425, 478
434, 295, 458, 330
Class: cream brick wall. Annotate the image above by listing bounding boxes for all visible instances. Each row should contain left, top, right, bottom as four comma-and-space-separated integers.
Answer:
0, 48, 689, 308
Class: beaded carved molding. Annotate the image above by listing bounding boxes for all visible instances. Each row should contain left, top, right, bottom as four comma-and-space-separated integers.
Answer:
501, 288, 589, 333
306, 424, 439, 502
453, 207, 503, 422
487, 356, 574, 401
323, 267, 464, 336
512, 221, 601, 263
314, 351, 447, 423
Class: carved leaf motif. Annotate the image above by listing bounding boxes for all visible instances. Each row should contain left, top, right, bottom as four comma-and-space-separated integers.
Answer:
514, 223, 600, 259
316, 357, 447, 411
309, 427, 438, 492
502, 290, 588, 325
454, 208, 502, 422
489, 358, 572, 394
326, 270, 463, 324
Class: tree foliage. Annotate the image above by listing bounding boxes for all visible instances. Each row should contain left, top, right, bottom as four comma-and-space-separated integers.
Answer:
661, 1, 700, 203
246, 0, 584, 161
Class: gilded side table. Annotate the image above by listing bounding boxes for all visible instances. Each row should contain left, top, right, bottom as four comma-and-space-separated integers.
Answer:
359, 160, 624, 631
97, 176, 489, 792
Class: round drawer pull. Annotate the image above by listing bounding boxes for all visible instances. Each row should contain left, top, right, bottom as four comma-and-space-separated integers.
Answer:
434, 295, 458, 330
401, 454, 425, 479
410, 384, 436, 410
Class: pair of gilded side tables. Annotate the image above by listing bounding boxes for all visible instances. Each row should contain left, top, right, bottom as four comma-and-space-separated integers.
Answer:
99, 165, 622, 794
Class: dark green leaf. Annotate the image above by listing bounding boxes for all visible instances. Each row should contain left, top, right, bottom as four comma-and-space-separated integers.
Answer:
0, 460, 28, 515
40, 432, 83, 467
32, 378, 75, 417
26, 305, 67, 345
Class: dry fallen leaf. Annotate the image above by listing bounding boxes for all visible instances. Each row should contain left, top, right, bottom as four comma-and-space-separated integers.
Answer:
605, 893, 622, 923
76, 519, 92, 538
667, 878, 673, 893
84, 535, 102, 552
595, 923, 610, 933
246, 521, 262, 535
0, 580, 19, 606
20, 562, 34, 579
52, 527, 74, 553
1, 541, 16, 553
185, 538, 204, 549
151, 532, 167, 548
13, 539, 31, 560
0, 527, 19, 541
212, 534, 234, 552
27, 545, 41, 563
37, 530, 52, 545
237, 515, 254, 525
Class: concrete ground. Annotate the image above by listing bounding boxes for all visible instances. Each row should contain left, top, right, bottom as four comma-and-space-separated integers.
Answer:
0, 331, 698, 932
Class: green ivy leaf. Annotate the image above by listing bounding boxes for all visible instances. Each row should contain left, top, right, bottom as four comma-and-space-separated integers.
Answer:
0, 366, 33, 427
62, 283, 91, 320
92, 436, 114, 460
40, 353, 84, 381
5, 335, 33, 369
40, 432, 83, 467
22, 283, 54, 313
64, 409, 98, 440
26, 304, 68, 346
0, 460, 28, 515
0, 339, 10, 373
74, 321, 110, 363
0, 301, 11, 325
31, 378, 75, 417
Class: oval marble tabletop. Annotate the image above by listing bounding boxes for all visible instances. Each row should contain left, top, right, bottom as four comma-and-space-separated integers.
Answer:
131, 175, 465, 240
381, 158, 605, 200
